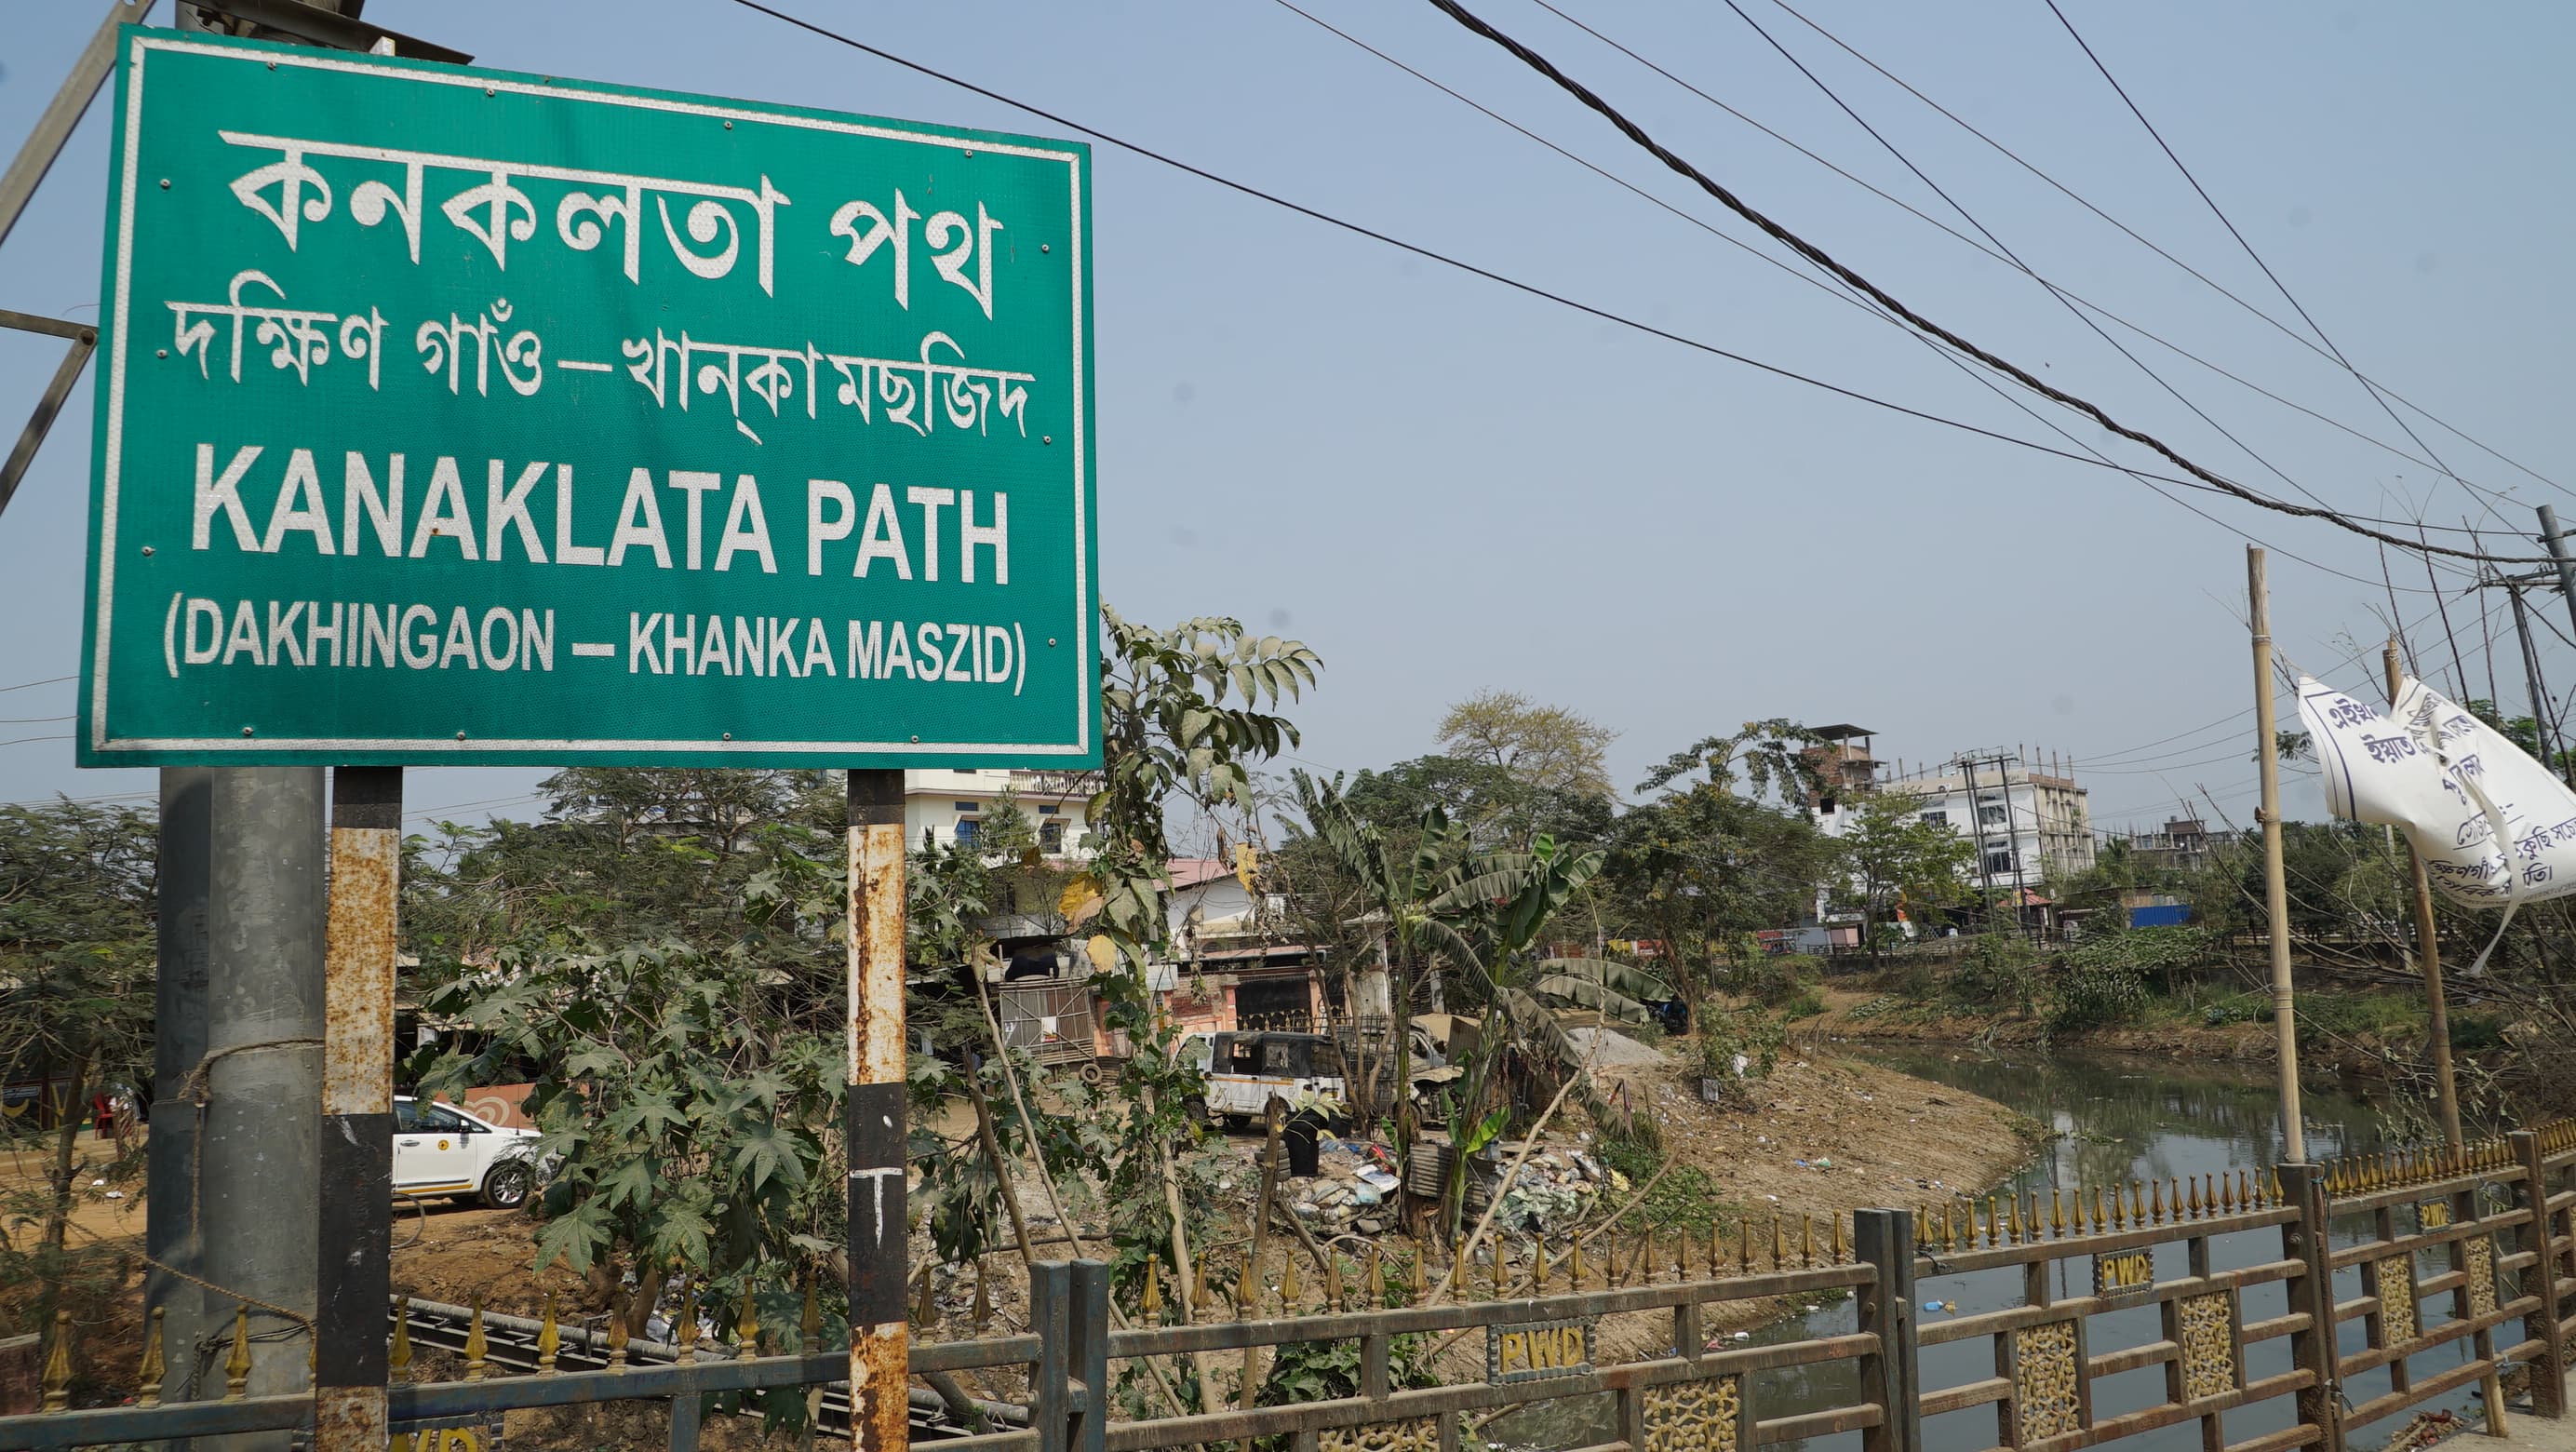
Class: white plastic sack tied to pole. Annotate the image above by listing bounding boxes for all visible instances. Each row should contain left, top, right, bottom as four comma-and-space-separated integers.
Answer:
2298, 674, 2576, 971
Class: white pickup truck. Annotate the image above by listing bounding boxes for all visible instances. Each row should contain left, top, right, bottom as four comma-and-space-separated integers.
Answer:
1175, 1031, 1348, 1129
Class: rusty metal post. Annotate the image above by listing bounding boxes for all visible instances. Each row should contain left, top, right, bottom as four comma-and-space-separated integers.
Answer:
315, 768, 399, 1452
2277, 1163, 2345, 1452
2512, 1132, 2568, 1417
1857, 1209, 1919, 1452
846, 770, 909, 1452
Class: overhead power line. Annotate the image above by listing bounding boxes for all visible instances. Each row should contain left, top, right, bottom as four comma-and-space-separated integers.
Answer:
1420, 0, 2545, 566
731, 0, 2545, 568
1759, 0, 2569, 504
1527, 0, 2516, 531
1258, 0, 2467, 586
1713, 0, 2379, 529
2035, 0, 2499, 527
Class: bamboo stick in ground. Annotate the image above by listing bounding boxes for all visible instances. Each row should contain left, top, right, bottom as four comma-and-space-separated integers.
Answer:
1425, 1065, 1589, 1308
973, 971, 1196, 1417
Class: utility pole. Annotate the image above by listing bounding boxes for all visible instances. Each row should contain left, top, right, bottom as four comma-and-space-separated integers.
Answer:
146, 769, 213, 1444
1959, 755, 1996, 931
2539, 504, 2576, 648
199, 768, 326, 1435
2385, 638, 2462, 1147
2248, 547, 2307, 1163
2503, 581, 2575, 787
1956, 751, 2026, 934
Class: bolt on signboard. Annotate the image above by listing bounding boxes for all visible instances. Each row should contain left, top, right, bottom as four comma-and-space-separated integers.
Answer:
82, 28, 1097, 1452
80, 27, 1097, 769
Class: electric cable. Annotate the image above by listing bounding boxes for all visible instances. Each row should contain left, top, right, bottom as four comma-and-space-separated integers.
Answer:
1716, 0, 2362, 526
1419, 0, 2546, 565
2037, 0, 2503, 528
728, 0, 2552, 567
1523, 0, 2518, 526
1266, 0, 2485, 576
1758, 0, 2569, 503
1260, 0, 2483, 585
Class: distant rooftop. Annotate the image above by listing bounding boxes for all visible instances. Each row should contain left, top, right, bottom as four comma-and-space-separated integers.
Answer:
1811, 723, 1877, 740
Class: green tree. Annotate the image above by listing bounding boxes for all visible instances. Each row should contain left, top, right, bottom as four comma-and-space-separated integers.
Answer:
1341, 753, 1611, 851
1637, 719, 1831, 803
1835, 787, 1973, 954
410, 608, 1322, 1419
0, 800, 158, 1337
1599, 758, 1838, 1008
1435, 690, 1618, 800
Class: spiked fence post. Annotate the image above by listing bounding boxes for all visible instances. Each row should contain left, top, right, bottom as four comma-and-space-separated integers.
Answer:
40, 1311, 72, 1412
539, 1293, 562, 1374
224, 1308, 254, 1402
2511, 1131, 2568, 1416
2277, 1164, 2344, 1452
1857, 1211, 1919, 1452
139, 1306, 167, 1407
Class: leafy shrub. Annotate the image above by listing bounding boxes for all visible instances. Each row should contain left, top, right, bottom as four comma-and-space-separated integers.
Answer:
1950, 934, 2044, 1013
2048, 951, 2148, 1032
1778, 988, 1828, 1021
2299, 990, 2424, 1047
1597, 1136, 1733, 1233
1696, 1003, 1787, 1082
2202, 993, 2268, 1027
2450, 1013, 2507, 1055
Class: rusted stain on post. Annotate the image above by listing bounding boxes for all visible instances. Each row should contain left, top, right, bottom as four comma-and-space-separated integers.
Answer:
312, 1384, 387, 1451
847, 770, 910, 1452
322, 823, 396, 1112
317, 767, 401, 1452
852, 1324, 913, 1452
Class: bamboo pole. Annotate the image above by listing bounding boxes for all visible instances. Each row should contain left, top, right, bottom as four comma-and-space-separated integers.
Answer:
2385, 636, 2463, 1146
2250, 547, 2307, 1162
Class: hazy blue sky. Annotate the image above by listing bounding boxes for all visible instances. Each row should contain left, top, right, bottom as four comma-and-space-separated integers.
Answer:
5, 0, 2571, 836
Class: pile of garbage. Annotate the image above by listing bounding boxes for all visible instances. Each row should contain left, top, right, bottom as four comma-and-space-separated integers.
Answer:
1284, 1138, 1406, 1235
1267, 1134, 1635, 1239
1487, 1143, 1628, 1233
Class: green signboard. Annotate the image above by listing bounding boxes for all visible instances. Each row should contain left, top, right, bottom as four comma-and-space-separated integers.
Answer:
80, 27, 1096, 767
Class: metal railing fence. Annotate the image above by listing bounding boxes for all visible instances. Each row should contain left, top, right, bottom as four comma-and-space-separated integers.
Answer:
7, 1123, 2575, 1452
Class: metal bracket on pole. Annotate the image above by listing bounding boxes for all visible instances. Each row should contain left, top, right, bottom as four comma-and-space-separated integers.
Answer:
0, 309, 98, 521
185, 0, 474, 64
0, 0, 152, 251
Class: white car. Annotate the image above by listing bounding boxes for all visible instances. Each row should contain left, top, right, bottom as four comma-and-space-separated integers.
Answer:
394, 1096, 543, 1208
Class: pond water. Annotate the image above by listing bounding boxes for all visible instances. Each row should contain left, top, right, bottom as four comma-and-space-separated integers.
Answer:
1485, 1044, 2501, 1452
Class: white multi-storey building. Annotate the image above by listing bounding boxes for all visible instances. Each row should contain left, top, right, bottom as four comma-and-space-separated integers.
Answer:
1893, 756, 2095, 888
1811, 746, 2095, 891
903, 768, 1094, 858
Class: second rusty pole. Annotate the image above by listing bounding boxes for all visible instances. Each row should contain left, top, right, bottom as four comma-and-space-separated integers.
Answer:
848, 769, 911, 1452
315, 768, 400, 1452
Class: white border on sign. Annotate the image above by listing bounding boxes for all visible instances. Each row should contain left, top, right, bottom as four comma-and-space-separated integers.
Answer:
90, 33, 1094, 760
